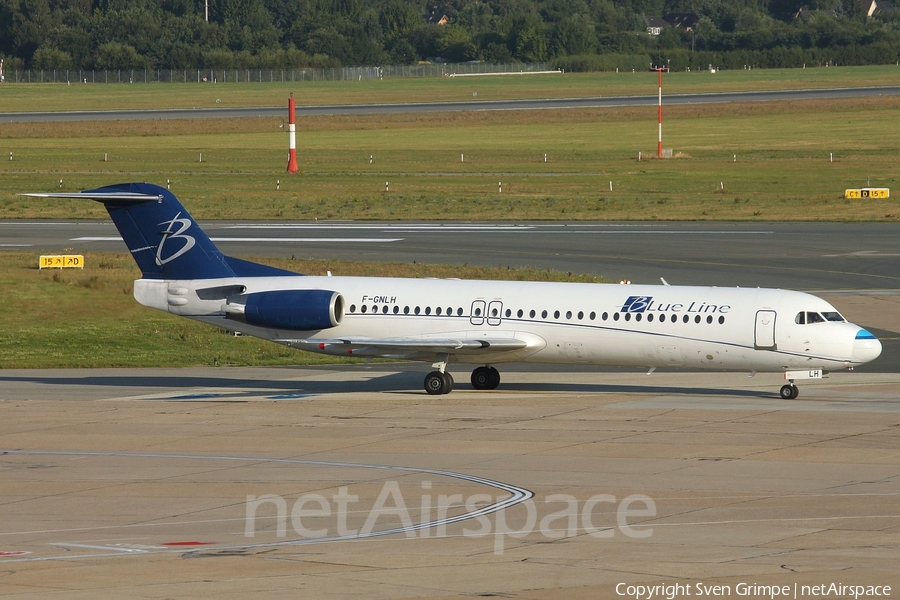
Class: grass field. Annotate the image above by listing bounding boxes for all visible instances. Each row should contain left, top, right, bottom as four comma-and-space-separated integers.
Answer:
2, 95, 899, 221
0, 252, 602, 369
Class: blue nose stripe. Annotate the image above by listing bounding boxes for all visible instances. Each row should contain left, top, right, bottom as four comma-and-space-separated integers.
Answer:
856, 329, 877, 340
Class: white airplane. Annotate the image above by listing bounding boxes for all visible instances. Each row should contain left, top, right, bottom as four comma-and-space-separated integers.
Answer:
27, 183, 882, 397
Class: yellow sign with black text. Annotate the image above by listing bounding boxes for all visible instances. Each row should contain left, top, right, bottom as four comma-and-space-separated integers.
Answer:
845, 188, 890, 199
39, 255, 84, 269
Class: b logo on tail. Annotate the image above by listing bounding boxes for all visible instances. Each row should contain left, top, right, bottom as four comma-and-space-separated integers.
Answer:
156, 212, 196, 266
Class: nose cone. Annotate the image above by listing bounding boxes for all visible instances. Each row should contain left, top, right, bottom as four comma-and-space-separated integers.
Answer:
853, 329, 882, 365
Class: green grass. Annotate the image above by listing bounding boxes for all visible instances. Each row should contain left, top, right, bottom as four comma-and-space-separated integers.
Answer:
2, 95, 899, 221
0, 252, 603, 369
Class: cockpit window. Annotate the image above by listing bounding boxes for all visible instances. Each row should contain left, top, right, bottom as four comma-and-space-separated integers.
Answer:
796, 311, 844, 325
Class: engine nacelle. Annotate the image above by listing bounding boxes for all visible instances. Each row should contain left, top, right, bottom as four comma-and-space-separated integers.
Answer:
225, 289, 344, 331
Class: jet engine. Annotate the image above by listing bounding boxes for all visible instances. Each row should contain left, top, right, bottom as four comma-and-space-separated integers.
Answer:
224, 289, 343, 330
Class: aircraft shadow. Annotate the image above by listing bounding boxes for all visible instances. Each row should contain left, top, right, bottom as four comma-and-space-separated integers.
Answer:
0, 371, 775, 399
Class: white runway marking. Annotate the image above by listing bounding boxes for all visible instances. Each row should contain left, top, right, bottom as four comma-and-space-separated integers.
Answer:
227, 224, 535, 231
70, 237, 402, 243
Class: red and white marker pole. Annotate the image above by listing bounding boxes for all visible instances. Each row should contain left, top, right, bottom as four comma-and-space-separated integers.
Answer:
286, 93, 298, 173
651, 67, 665, 158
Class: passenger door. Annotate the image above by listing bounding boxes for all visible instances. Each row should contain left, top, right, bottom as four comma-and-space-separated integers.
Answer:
754, 310, 777, 350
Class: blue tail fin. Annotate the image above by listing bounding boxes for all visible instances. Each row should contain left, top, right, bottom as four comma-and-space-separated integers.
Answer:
88, 183, 235, 279
25, 182, 296, 280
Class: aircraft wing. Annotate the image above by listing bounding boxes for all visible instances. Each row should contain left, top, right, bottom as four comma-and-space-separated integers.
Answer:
281, 336, 530, 356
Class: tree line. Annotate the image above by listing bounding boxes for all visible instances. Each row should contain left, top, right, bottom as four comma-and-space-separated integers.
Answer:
1, 0, 899, 73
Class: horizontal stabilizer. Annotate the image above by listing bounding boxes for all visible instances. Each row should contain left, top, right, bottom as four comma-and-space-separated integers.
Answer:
20, 191, 162, 202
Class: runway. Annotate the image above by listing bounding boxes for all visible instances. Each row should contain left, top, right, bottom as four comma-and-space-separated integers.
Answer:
3, 86, 900, 122
1, 365, 899, 597
5, 220, 900, 290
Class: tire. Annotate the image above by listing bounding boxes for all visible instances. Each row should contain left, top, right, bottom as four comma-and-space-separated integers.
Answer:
441, 371, 454, 394
471, 366, 493, 390
780, 384, 797, 400
425, 371, 446, 395
487, 366, 500, 389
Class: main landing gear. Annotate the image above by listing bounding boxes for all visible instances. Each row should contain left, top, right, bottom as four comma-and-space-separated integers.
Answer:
779, 382, 799, 400
424, 371, 454, 395
423, 356, 500, 395
470, 365, 500, 390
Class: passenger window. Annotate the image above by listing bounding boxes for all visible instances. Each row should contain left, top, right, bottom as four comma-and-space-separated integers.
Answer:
350, 304, 356, 313
566, 311, 572, 319
382, 306, 388, 314
361, 305, 368, 313
393, 306, 399, 314
436, 307, 442, 315
505, 309, 511, 317
542, 310, 548, 319
404, 306, 410, 314
530, 309, 536, 318
718, 316, 725, 324
517, 309, 523, 318
474, 307, 481, 316
683, 315, 689, 323
415, 306, 420, 315
602, 312, 608, 321
624, 313, 631, 321
694, 315, 701, 323
590, 312, 596, 320
647, 313, 654, 322
706, 315, 713, 324
635, 313, 641, 322
457, 307, 463, 316
554, 310, 560, 319
425, 307, 431, 315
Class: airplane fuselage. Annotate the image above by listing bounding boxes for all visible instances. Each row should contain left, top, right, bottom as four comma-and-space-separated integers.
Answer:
136, 276, 880, 372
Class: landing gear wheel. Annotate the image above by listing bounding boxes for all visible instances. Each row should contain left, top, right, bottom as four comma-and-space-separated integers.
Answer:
425, 371, 453, 395
441, 371, 454, 394
780, 384, 799, 400
471, 366, 501, 390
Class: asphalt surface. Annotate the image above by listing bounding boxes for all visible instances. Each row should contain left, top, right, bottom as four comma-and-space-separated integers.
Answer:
5, 219, 899, 290
3, 86, 900, 122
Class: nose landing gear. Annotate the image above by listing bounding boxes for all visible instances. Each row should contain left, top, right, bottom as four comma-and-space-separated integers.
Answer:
780, 382, 799, 400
